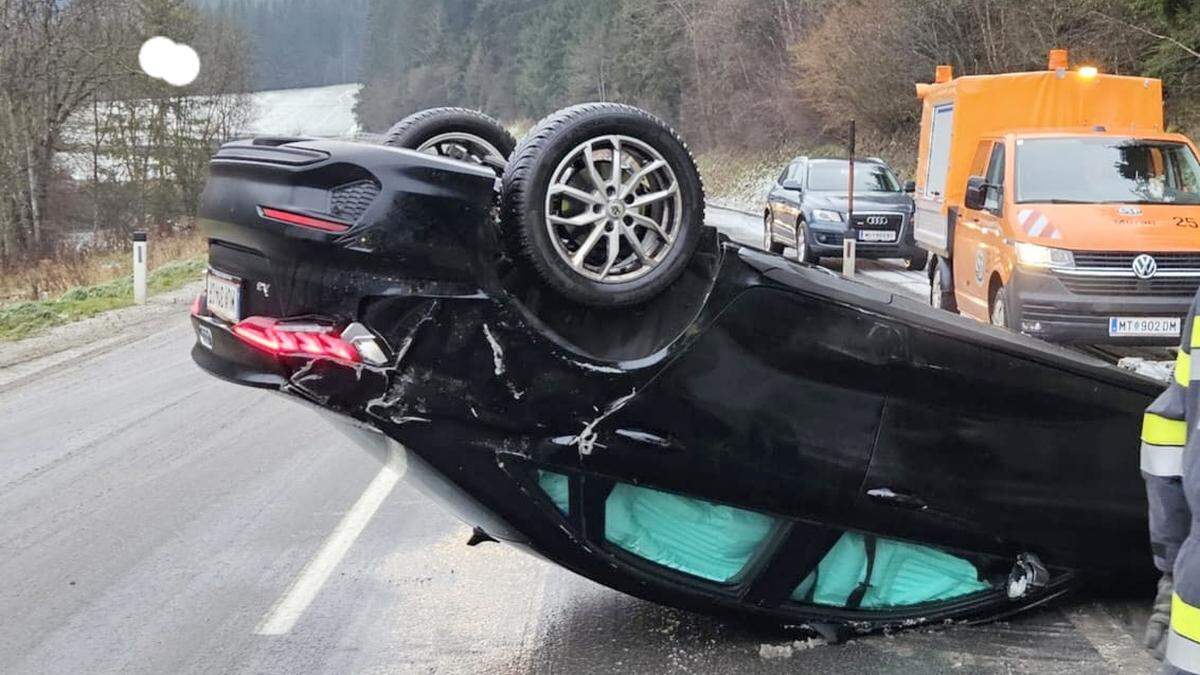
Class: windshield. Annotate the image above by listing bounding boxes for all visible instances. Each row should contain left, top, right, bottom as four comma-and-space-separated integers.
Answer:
807, 163, 901, 192
1016, 138, 1200, 204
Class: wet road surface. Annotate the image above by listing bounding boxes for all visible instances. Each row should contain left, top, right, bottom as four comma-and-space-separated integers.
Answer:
0, 209, 1159, 674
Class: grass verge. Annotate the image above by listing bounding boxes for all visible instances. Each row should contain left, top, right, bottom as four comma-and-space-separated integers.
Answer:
0, 257, 205, 342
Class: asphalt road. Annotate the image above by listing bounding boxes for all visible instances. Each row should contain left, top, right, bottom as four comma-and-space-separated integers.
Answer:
0, 207, 1159, 674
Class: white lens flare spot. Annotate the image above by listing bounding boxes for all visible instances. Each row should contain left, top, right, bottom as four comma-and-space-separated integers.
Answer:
138, 37, 201, 87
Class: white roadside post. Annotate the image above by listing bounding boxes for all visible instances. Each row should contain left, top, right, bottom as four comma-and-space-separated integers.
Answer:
842, 238, 856, 277
132, 230, 148, 304
842, 119, 857, 278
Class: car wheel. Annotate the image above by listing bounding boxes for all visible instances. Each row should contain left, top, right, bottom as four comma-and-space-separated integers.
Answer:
905, 250, 929, 272
991, 284, 1012, 329
795, 222, 819, 265
500, 103, 704, 307
383, 107, 516, 173
764, 212, 785, 254
930, 258, 957, 312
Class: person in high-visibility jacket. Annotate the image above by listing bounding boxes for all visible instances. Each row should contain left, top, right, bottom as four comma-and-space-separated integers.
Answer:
1162, 295, 1200, 672
1144, 303, 1193, 661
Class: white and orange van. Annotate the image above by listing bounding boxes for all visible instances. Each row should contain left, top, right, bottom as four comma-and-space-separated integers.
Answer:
914, 50, 1200, 345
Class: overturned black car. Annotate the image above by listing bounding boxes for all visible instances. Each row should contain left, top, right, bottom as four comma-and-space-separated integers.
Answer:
190, 103, 1160, 637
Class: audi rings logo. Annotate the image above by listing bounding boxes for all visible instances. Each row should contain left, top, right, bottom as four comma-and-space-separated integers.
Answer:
1132, 254, 1158, 280
864, 216, 888, 226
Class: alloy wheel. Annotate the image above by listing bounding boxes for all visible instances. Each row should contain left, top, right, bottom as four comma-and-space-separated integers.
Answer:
416, 132, 508, 171
542, 134, 682, 284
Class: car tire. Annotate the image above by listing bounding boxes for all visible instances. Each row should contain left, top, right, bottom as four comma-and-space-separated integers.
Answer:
930, 257, 957, 312
795, 222, 819, 265
500, 102, 705, 307
383, 107, 516, 173
905, 250, 929, 272
764, 212, 785, 254
991, 284, 1013, 329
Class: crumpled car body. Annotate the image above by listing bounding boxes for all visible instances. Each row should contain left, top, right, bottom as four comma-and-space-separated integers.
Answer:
190, 136, 1159, 635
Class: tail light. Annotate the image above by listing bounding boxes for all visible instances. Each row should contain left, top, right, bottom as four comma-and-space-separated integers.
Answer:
259, 206, 350, 233
190, 293, 204, 316
232, 316, 361, 363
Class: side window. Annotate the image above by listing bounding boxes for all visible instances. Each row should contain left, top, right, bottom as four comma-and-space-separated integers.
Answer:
984, 144, 1005, 213
924, 104, 954, 199
968, 141, 991, 178
778, 167, 789, 185
788, 162, 805, 184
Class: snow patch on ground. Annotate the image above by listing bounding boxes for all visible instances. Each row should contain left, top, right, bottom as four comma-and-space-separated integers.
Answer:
757, 637, 829, 659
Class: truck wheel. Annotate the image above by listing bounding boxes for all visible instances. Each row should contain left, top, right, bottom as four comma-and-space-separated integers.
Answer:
383, 107, 516, 173
991, 284, 1013, 329
500, 103, 704, 307
796, 222, 819, 265
930, 257, 957, 312
905, 250, 929, 272
764, 213, 785, 254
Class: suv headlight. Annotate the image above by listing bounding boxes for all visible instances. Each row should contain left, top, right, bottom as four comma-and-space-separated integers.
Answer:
811, 209, 844, 222
1015, 242, 1074, 268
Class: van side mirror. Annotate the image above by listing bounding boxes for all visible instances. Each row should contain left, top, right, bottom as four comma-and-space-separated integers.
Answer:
781, 178, 804, 191
965, 176, 990, 210
903, 180, 916, 193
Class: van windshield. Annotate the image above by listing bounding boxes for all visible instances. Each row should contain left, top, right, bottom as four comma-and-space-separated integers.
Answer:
807, 163, 901, 192
1016, 137, 1200, 204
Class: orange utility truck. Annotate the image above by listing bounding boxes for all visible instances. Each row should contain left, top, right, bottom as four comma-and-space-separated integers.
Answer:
914, 50, 1200, 345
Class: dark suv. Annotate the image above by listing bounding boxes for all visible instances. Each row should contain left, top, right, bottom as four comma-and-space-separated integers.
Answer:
763, 157, 927, 270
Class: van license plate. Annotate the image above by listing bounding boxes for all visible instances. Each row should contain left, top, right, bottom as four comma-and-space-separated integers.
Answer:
858, 230, 897, 242
206, 270, 242, 324
1108, 316, 1181, 337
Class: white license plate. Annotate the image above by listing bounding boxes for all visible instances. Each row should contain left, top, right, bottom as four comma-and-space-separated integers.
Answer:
206, 270, 242, 324
858, 229, 897, 242
1108, 316, 1181, 337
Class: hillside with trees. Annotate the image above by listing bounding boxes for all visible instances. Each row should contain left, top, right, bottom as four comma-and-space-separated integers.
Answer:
0, 0, 250, 264
356, 0, 1200, 171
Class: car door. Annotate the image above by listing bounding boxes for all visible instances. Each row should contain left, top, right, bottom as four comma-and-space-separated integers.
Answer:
779, 161, 805, 239
767, 167, 790, 244
954, 142, 1006, 320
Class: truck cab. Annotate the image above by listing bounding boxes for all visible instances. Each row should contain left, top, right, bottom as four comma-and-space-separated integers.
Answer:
914, 51, 1200, 345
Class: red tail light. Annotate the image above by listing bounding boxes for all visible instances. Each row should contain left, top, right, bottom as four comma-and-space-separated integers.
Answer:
232, 316, 361, 363
190, 293, 203, 316
259, 207, 350, 233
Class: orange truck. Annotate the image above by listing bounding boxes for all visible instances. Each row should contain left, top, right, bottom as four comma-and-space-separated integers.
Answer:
913, 50, 1200, 345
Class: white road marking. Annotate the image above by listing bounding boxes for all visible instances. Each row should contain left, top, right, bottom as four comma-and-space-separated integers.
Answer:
255, 443, 407, 635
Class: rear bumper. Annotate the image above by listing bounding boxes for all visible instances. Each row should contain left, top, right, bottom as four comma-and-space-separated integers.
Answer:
1010, 267, 1194, 345
190, 313, 288, 389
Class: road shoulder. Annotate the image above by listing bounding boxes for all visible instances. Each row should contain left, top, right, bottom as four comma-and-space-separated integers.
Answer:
0, 281, 202, 391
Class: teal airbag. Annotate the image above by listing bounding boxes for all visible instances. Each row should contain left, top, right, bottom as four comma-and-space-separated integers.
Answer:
604, 483, 775, 582
791, 532, 990, 608
537, 470, 570, 514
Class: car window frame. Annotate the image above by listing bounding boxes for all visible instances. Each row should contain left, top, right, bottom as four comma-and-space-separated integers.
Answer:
983, 143, 1005, 215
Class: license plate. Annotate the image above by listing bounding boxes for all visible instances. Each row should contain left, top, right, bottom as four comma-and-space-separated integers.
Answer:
206, 270, 242, 324
1108, 316, 1181, 337
858, 229, 897, 242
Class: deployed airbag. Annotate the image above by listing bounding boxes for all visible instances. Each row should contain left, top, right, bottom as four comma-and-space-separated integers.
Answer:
604, 483, 775, 582
791, 532, 990, 608
537, 470, 570, 514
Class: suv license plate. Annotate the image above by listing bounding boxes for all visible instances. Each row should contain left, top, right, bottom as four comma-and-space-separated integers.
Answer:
206, 270, 242, 324
1108, 316, 1181, 337
858, 230, 897, 242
